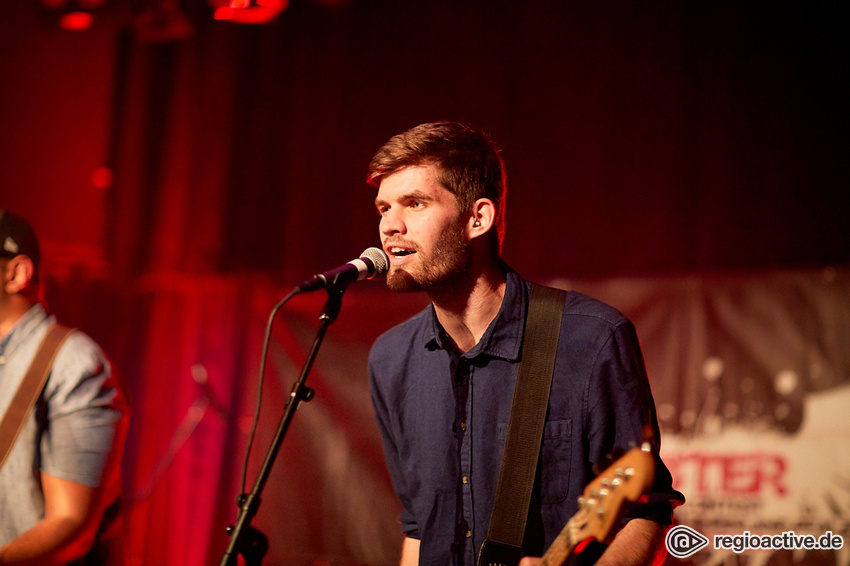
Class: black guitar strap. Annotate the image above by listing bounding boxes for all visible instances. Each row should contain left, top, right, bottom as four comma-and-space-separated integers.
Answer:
478, 283, 567, 566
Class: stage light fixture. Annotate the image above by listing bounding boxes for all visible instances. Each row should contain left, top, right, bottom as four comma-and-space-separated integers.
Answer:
207, 0, 289, 24
38, 0, 109, 31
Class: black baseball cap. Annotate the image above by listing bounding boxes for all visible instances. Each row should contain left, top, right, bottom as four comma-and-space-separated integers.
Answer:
0, 210, 40, 271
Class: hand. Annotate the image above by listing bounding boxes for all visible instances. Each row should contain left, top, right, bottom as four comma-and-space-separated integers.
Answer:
519, 558, 542, 566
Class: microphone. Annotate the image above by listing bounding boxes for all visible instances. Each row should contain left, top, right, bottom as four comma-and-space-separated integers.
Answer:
295, 247, 389, 293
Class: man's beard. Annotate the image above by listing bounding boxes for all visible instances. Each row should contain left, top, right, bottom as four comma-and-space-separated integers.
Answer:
386, 220, 471, 293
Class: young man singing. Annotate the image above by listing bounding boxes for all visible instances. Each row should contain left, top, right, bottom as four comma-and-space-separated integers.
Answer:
367, 122, 683, 565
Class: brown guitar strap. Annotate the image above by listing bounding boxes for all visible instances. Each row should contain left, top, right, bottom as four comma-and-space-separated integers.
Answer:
478, 283, 567, 566
0, 323, 75, 471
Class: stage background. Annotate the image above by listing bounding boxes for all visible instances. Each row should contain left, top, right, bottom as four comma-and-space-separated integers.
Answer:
1, 1, 847, 564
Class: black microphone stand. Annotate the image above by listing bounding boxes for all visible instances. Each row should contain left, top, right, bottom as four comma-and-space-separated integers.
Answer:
220, 282, 348, 565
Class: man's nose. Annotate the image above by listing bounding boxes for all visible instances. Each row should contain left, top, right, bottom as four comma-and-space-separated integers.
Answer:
380, 209, 405, 236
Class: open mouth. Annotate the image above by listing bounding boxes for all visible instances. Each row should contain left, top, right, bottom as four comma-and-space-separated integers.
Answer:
385, 246, 416, 263
389, 246, 416, 258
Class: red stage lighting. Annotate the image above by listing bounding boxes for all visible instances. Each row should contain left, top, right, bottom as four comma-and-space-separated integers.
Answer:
38, 0, 108, 31
209, 0, 288, 24
58, 10, 94, 30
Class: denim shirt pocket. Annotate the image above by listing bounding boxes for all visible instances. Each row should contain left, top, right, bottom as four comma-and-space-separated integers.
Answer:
497, 419, 572, 504
540, 419, 572, 504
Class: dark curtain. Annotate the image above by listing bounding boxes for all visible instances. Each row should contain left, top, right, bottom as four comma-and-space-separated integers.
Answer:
106, 0, 848, 283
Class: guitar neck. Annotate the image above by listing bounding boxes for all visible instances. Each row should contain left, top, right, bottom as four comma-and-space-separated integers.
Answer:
537, 445, 655, 566
539, 515, 582, 566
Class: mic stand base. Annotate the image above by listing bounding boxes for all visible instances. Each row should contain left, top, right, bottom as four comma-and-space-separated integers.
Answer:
225, 518, 269, 566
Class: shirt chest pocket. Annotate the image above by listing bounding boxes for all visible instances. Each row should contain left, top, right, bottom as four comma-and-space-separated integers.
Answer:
540, 419, 572, 504
499, 418, 572, 504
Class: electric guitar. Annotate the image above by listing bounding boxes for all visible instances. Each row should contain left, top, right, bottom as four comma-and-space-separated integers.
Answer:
478, 443, 656, 566
540, 443, 656, 565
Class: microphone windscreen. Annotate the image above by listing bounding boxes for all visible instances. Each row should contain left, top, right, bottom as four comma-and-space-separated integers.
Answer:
361, 247, 389, 278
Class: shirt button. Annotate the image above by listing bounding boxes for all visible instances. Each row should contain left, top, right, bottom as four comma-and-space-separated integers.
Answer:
466, 530, 472, 538
460, 422, 467, 431
462, 476, 469, 484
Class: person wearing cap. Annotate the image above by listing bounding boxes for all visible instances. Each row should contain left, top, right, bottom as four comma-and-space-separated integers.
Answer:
0, 210, 129, 565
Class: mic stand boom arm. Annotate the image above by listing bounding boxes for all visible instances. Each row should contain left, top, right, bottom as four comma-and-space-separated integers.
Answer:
220, 283, 348, 566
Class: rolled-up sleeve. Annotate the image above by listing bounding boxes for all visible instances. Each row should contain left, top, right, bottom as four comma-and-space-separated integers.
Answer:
40, 332, 128, 488
586, 321, 684, 525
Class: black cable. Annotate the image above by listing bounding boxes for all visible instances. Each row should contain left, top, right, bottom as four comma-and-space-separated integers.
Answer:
239, 288, 299, 496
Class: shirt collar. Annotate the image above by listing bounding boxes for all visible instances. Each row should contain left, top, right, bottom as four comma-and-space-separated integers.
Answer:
0, 303, 51, 355
422, 266, 528, 362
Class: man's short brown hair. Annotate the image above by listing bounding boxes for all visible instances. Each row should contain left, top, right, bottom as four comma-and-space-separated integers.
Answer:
367, 121, 507, 254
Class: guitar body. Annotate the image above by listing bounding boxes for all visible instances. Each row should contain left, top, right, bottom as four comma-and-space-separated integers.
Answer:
477, 539, 523, 566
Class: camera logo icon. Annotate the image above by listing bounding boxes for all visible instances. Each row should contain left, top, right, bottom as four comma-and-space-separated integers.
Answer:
666, 525, 710, 558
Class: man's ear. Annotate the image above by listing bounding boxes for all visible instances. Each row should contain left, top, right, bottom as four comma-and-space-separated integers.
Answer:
468, 198, 497, 240
4, 255, 35, 294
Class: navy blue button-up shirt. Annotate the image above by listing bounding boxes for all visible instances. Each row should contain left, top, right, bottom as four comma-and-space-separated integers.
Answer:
369, 268, 682, 565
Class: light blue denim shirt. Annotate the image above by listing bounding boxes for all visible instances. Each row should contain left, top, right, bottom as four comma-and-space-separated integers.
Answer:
0, 304, 127, 544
